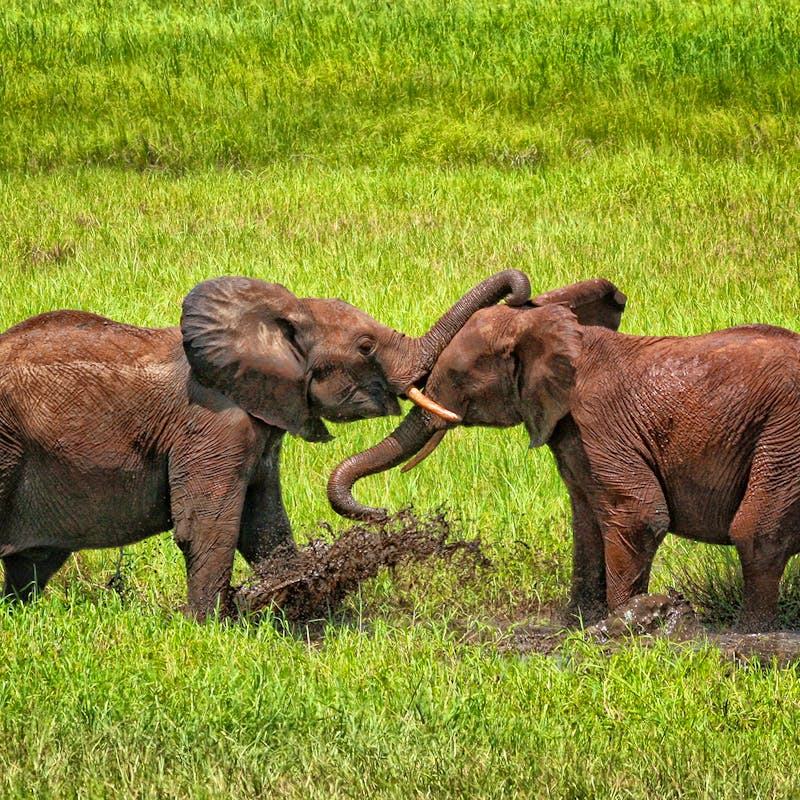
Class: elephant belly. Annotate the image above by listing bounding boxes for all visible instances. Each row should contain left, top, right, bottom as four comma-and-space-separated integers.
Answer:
662, 476, 740, 545
1, 455, 172, 554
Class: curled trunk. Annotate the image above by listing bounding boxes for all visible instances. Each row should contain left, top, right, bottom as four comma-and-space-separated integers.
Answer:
329, 270, 531, 520
327, 407, 441, 521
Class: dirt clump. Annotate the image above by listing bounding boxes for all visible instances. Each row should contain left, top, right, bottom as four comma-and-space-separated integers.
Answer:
586, 591, 701, 642
232, 509, 489, 623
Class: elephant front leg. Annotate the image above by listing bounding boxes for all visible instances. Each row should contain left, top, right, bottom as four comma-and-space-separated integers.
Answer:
171, 476, 249, 622
2, 548, 71, 602
237, 435, 297, 567
174, 528, 240, 620
599, 490, 670, 613
567, 491, 607, 625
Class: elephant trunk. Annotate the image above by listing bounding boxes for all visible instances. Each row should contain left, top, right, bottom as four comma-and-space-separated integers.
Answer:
327, 407, 441, 521
400, 270, 530, 391
329, 270, 530, 519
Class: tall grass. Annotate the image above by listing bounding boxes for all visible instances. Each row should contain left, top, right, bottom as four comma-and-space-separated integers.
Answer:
2, 1, 800, 797
1, 0, 799, 170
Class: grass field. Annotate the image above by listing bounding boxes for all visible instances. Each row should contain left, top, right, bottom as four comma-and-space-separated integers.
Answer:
2, 1, 800, 797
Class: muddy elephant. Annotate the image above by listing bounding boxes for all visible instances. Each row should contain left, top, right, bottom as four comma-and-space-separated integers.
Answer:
0, 270, 530, 619
330, 279, 800, 631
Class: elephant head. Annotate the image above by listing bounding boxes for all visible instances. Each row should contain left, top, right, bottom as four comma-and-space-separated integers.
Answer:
180, 271, 531, 442
328, 278, 627, 520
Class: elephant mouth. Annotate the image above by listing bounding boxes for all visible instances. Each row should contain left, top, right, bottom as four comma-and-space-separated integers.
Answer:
324, 393, 402, 423
296, 417, 334, 443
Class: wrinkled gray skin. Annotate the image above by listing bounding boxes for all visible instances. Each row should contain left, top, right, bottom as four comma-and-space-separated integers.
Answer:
331, 280, 800, 632
0, 271, 530, 619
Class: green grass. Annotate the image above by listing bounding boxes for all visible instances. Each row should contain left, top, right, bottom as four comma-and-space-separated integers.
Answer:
2, 0, 800, 796
5, 599, 800, 799
1, 0, 799, 170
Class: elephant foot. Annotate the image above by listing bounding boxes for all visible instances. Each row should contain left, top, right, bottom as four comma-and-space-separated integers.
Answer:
567, 600, 608, 628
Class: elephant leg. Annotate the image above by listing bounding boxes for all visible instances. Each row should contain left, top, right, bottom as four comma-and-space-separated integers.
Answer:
237, 435, 296, 567
567, 489, 607, 624
174, 524, 241, 621
736, 555, 786, 632
599, 475, 670, 612
171, 468, 251, 621
603, 523, 667, 612
728, 464, 798, 631
2, 548, 71, 602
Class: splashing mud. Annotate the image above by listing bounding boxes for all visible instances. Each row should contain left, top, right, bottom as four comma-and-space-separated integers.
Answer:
231, 509, 490, 623
103, 510, 800, 666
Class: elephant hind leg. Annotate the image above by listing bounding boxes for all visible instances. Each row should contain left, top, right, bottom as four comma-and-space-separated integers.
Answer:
2, 548, 71, 603
736, 557, 787, 632
729, 509, 793, 632
729, 454, 800, 631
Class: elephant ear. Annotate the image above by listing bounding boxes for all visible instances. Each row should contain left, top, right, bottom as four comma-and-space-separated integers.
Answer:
181, 277, 328, 440
530, 278, 626, 331
514, 305, 583, 448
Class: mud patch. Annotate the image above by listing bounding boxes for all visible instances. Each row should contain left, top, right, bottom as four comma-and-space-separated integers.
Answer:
708, 631, 800, 667
496, 592, 800, 667
585, 591, 701, 642
231, 509, 490, 625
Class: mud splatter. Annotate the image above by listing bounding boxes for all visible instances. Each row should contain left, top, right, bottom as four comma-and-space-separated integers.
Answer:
584, 592, 800, 667
586, 591, 701, 642
231, 509, 490, 623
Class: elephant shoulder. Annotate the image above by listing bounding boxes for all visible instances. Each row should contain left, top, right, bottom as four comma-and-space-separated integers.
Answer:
180, 381, 272, 460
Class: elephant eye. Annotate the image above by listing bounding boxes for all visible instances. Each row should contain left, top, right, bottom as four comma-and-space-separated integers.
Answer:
356, 337, 376, 357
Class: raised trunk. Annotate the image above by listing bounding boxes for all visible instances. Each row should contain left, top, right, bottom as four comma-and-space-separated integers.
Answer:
327, 407, 439, 521
329, 270, 531, 520
396, 269, 530, 391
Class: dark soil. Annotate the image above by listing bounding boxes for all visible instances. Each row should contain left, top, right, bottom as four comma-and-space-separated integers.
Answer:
231, 509, 490, 624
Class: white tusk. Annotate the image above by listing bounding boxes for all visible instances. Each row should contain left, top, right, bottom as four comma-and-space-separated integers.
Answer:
406, 387, 462, 423
400, 430, 448, 473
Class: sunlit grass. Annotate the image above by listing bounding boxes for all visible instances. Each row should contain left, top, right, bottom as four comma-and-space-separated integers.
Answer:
2, 0, 800, 796
1, 0, 798, 170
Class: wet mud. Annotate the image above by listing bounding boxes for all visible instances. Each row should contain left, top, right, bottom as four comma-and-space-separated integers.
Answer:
186, 509, 800, 666
499, 592, 800, 667
231, 509, 489, 624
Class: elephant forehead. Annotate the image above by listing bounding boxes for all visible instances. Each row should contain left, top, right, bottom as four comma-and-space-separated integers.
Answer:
450, 306, 517, 349
304, 298, 389, 339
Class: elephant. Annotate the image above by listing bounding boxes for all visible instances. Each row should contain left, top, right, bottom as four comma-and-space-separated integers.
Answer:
0, 270, 530, 619
329, 278, 800, 631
